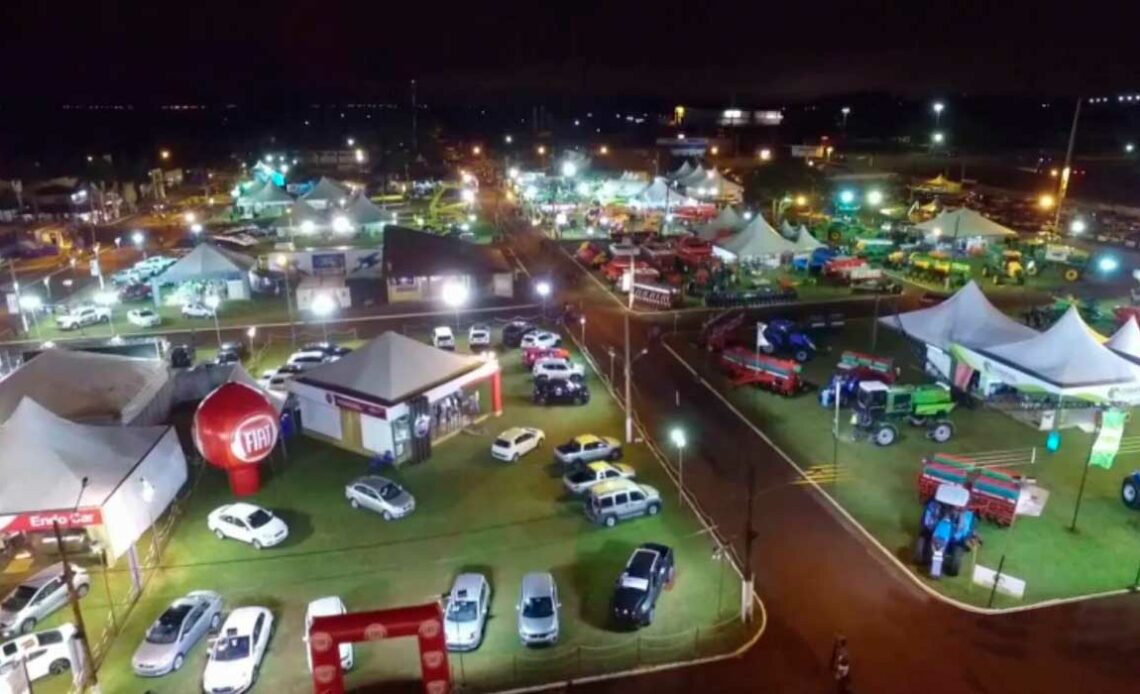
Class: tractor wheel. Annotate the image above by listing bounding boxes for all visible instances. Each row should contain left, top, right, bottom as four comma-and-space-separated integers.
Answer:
1064, 268, 1081, 282
1025, 264, 1039, 277
1122, 477, 1140, 510
929, 421, 955, 444
873, 423, 898, 446
855, 410, 875, 428
828, 229, 843, 244
945, 546, 965, 577
913, 535, 930, 566
793, 349, 811, 363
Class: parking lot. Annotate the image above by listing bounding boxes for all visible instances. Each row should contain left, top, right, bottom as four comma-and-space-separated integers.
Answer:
71, 329, 751, 692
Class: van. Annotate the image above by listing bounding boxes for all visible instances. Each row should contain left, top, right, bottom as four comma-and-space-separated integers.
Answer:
584, 479, 662, 528
432, 327, 456, 351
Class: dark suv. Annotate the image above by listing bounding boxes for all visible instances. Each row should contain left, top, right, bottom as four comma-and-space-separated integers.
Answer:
502, 321, 538, 348
533, 379, 590, 406
611, 543, 675, 628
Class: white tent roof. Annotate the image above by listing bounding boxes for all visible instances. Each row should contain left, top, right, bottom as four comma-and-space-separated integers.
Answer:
636, 177, 696, 207
1106, 318, 1140, 362
669, 161, 694, 180
684, 169, 742, 198
244, 182, 293, 205
879, 280, 1038, 351
226, 364, 286, 412
793, 227, 824, 251
0, 350, 170, 424
915, 208, 1016, 240
295, 332, 483, 404
698, 207, 744, 240
716, 214, 799, 258
346, 194, 386, 225
0, 398, 169, 512
301, 177, 351, 205
980, 307, 1139, 387
154, 243, 253, 283
677, 165, 708, 187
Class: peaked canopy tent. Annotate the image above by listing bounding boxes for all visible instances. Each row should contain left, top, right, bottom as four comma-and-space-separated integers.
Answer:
713, 213, 799, 262
1107, 318, 1140, 365
792, 227, 824, 252
150, 242, 254, 305
345, 194, 388, 232
634, 177, 697, 209
683, 169, 743, 203
915, 208, 1017, 243
953, 307, 1140, 405
668, 161, 695, 180
290, 332, 503, 463
676, 166, 709, 188
697, 206, 744, 240
912, 174, 964, 195
879, 280, 1039, 380
0, 398, 187, 562
236, 181, 293, 218
0, 349, 173, 425
274, 199, 326, 233
301, 177, 352, 210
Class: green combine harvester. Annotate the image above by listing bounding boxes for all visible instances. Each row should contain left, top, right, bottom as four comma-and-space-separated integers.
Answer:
852, 381, 957, 446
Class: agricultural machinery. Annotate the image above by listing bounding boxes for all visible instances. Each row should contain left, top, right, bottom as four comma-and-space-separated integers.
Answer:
757, 319, 818, 362
699, 310, 745, 351
980, 248, 1026, 285
918, 453, 1021, 526
851, 381, 957, 446
1123, 471, 1140, 510
791, 246, 841, 273
819, 351, 898, 408
719, 347, 810, 396
1020, 241, 1090, 282
904, 254, 971, 288
914, 483, 979, 578
854, 238, 896, 263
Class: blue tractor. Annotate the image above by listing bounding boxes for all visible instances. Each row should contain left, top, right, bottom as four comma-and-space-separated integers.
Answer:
914, 484, 978, 578
758, 319, 817, 363
1123, 471, 1140, 510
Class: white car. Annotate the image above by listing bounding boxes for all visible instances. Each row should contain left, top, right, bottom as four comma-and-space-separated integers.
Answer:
520, 331, 561, 349
491, 427, 545, 462
286, 351, 329, 369
0, 624, 77, 683
112, 269, 143, 285
181, 303, 216, 319
258, 364, 305, 391
207, 503, 289, 550
344, 476, 416, 520
0, 563, 90, 638
127, 308, 162, 328
303, 597, 353, 673
57, 306, 111, 330
532, 358, 585, 382
444, 573, 491, 652
468, 324, 492, 350
432, 326, 456, 350
202, 607, 273, 694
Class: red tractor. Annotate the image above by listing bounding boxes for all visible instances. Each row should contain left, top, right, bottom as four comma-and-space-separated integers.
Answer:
719, 347, 810, 397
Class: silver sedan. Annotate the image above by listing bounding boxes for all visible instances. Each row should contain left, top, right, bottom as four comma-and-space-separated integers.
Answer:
345, 476, 416, 520
131, 590, 223, 677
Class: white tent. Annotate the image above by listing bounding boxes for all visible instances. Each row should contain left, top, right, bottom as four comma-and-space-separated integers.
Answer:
792, 227, 825, 252
779, 219, 798, 239
635, 177, 696, 208
668, 161, 695, 180
955, 308, 1140, 401
345, 194, 387, 229
275, 199, 325, 229
714, 213, 799, 260
154, 243, 253, 284
0, 349, 172, 425
697, 207, 744, 240
677, 165, 708, 188
1107, 318, 1140, 364
683, 169, 743, 202
301, 177, 352, 210
879, 280, 1037, 352
915, 208, 1017, 241
0, 398, 187, 561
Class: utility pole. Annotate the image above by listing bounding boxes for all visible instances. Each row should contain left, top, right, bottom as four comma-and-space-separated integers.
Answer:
742, 462, 757, 622
624, 310, 633, 443
1053, 97, 1082, 233
54, 522, 100, 692
410, 79, 418, 156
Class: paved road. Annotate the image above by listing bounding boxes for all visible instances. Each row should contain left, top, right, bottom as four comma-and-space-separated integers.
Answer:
499, 209, 1140, 693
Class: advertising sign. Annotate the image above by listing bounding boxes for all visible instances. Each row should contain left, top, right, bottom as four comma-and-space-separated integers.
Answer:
0, 508, 103, 533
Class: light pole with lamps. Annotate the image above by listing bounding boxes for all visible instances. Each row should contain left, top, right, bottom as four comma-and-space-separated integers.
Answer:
840, 106, 851, 131
535, 280, 551, 324
18, 295, 42, 339
132, 230, 146, 259
933, 101, 945, 128
579, 315, 586, 344
670, 428, 687, 502
204, 295, 222, 347
310, 292, 336, 342
246, 326, 257, 356
94, 290, 119, 338
442, 280, 469, 333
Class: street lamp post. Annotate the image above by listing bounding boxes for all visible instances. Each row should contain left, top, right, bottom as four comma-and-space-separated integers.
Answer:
535, 280, 551, 324
442, 280, 469, 334
670, 428, 687, 502
579, 315, 586, 344
311, 293, 336, 342
132, 230, 146, 259
246, 326, 257, 356
95, 290, 119, 339
840, 106, 851, 131
18, 295, 42, 339
204, 295, 222, 347
933, 101, 945, 128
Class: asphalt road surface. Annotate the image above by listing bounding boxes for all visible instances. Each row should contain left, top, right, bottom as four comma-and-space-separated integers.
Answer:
499, 213, 1140, 693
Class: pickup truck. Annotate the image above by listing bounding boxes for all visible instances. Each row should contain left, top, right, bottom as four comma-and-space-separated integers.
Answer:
57, 305, 111, 330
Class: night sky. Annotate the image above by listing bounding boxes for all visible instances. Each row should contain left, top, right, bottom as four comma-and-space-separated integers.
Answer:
5, 1, 1140, 103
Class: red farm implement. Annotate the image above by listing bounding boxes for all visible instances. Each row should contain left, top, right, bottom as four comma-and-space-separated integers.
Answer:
917, 453, 1020, 526
719, 347, 810, 396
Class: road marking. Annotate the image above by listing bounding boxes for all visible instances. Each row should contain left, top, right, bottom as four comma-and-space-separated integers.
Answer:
662, 340, 1136, 616
794, 464, 854, 485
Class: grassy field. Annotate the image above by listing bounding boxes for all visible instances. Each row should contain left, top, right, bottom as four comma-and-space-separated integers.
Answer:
81, 336, 749, 692
670, 318, 1140, 608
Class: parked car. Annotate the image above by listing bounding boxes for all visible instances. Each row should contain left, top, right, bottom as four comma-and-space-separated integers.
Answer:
120, 283, 153, 302
554, 434, 622, 466
112, 269, 143, 285
584, 479, 662, 528
0, 563, 91, 638
491, 427, 545, 462
611, 544, 675, 628
127, 308, 162, 328
344, 476, 416, 520
170, 344, 195, 368
444, 574, 491, 652
432, 326, 456, 350
521, 331, 562, 349
302, 341, 352, 358
219, 340, 249, 359
533, 379, 590, 406
259, 364, 305, 391
303, 597, 353, 673
532, 358, 585, 383
214, 349, 241, 365
516, 573, 560, 646
0, 624, 77, 682
563, 461, 636, 494
468, 324, 492, 350
502, 320, 538, 348
207, 503, 289, 549
131, 591, 223, 677
286, 351, 329, 369
202, 607, 274, 694
522, 346, 570, 369
57, 306, 110, 330
181, 302, 215, 319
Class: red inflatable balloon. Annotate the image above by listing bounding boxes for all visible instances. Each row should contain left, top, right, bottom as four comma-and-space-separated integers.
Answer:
193, 382, 279, 496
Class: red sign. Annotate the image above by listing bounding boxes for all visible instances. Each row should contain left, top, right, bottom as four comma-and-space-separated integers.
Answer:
329, 393, 388, 419
231, 414, 278, 463
0, 508, 103, 534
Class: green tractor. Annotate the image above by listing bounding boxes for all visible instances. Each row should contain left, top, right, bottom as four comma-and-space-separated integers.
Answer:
854, 238, 896, 263
980, 248, 1026, 285
1020, 241, 1090, 282
852, 381, 957, 446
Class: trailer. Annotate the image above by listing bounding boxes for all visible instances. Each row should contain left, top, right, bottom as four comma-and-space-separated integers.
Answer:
720, 347, 810, 396
699, 310, 744, 351
838, 350, 897, 383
